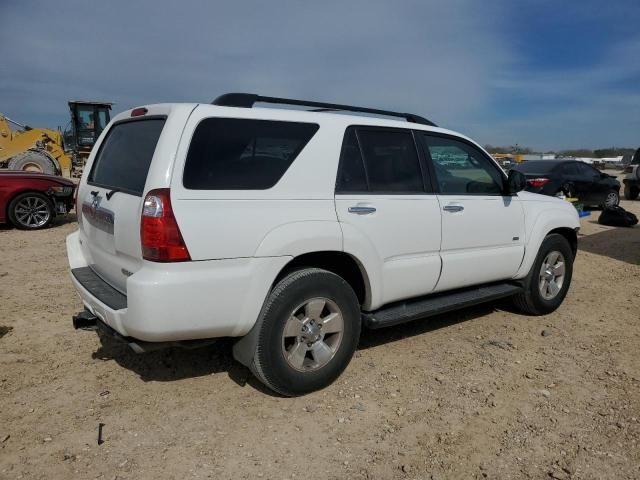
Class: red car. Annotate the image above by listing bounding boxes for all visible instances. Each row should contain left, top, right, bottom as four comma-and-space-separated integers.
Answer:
0, 171, 75, 229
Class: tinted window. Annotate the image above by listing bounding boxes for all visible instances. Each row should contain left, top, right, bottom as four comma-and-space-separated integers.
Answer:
89, 118, 165, 195
562, 162, 579, 175
184, 118, 318, 190
516, 161, 559, 173
336, 129, 367, 192
357, 129, 423, 193
576, 162, 597, 177
423, 135, 504, 195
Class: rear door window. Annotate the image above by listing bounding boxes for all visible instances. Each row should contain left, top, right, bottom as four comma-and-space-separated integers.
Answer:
357, 129, 424, 193
336, 127, 426, 194
183, 118, 319, 190
562, 162, 579, 175
88, 118, 166, 196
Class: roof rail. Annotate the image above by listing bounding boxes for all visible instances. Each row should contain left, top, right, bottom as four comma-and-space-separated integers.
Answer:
211, 93, 437, 127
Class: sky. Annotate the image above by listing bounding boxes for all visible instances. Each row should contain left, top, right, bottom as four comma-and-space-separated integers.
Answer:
1, 0, 638, 151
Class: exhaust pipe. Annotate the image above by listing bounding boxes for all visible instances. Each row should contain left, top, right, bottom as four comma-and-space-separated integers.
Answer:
72, 310, 98, 330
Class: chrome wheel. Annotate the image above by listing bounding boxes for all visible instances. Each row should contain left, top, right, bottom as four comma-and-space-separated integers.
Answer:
14, 196, 51, 228
538, 251, 565, 300
604, 191, 619, 207
282, 297, 344, 372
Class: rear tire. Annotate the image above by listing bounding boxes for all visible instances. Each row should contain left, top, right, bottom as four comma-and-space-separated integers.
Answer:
7, 151, 57, 175
8, 192, 54, 230
512, 234, 573, 315
251, 268, 361, 396
624, 184, 639, 200
601, 189, 620, 208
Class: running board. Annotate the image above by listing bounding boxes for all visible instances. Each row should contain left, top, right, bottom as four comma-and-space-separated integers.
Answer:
362, 282, 522, 329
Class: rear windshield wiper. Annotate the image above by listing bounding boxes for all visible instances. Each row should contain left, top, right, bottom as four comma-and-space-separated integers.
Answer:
106, 188, 121, 200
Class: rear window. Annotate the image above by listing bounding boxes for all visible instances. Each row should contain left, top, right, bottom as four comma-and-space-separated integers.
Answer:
515, 161, 558, 173
88, 118, 165, 195
183, 118, 319, 190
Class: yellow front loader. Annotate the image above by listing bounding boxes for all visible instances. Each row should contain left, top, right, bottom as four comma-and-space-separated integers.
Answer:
0, 115, 73, 176
0, 101, 112, 177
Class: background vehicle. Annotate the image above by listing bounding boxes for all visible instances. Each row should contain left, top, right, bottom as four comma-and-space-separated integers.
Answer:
0, 171, 75, 229
68, 94, 579, 396
513, 159, 620, 207
0, 101, 112, 177
623, 148, 640, 200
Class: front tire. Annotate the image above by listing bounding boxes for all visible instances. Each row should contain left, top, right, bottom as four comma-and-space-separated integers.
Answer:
8, 192, 54, 230
251, 268, 361, 396
512, 234, 573, 315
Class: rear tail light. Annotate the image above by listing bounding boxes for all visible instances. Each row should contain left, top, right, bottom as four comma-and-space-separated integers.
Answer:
141, 189, 191, 262
527, 177, 550, 188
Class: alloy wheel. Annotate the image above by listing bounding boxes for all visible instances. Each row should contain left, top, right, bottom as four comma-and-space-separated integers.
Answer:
14, 196, 51, 228
281, 297, 344, 372
538, 251, 566, 300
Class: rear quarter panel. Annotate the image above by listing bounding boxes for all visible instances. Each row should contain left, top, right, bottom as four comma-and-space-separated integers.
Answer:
169, 106, 345, 261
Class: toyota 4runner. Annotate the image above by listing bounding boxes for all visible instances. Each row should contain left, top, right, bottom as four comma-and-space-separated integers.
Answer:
67, 93, 580, 396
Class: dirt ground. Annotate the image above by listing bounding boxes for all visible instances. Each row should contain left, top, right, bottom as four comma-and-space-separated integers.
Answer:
1, 176, 639, 480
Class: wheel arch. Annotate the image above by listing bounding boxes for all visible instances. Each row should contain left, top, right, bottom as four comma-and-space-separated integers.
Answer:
273, 250, 371, 308
548, 227, 578, 258
233, 250, 372, 369
515, 205, 580, 279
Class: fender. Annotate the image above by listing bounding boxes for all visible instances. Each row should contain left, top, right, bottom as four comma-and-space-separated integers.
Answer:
338, 222, 384, 310
515, 203, 579, 279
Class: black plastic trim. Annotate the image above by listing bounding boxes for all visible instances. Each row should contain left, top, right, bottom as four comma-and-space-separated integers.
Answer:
212, 93, 437, 127
362, 282, 522, 329
71, 267, 127, 310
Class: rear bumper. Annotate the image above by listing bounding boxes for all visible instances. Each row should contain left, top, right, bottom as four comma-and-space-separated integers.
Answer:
66, 230, 291, 342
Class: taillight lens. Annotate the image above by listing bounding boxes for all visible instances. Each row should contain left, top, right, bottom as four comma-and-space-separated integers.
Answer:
527, 177, 550, 188
141, 189, 190, 262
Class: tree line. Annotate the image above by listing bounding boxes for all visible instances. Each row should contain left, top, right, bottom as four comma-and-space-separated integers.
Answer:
483, 145, 637, 158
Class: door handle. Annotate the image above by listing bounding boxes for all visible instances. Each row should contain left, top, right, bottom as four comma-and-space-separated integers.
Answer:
443, 204, 464, 213
348, 206, 376, 215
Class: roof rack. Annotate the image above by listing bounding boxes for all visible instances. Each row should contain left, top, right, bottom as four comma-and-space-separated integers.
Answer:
211, 93, 437, 127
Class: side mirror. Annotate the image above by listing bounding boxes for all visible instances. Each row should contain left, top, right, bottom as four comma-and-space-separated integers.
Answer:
506, 170, 527, 194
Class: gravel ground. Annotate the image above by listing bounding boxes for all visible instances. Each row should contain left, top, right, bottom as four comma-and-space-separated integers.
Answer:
1, 180, 639, 479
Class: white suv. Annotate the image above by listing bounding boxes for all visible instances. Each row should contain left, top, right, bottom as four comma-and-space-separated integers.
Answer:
67, 93, 580, 396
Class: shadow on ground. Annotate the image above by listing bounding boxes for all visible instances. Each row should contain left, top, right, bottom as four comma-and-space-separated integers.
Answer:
578, 225, 640, 265
92, 301, 508, 394
92, 334, 282, 396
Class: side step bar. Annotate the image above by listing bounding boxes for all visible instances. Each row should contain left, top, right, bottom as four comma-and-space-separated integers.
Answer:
362, 282, 523, 329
